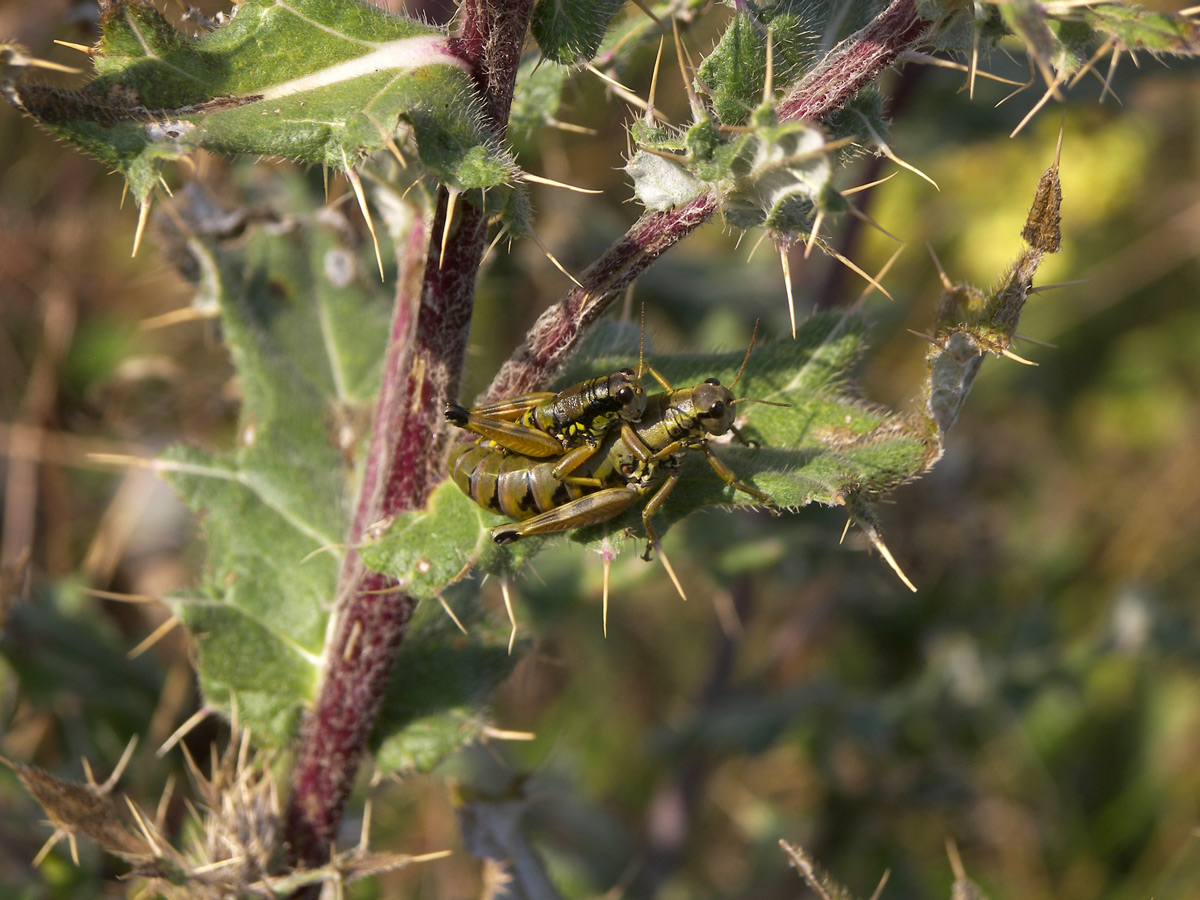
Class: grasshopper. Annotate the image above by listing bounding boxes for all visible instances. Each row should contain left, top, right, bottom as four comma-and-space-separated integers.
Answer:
444, 367, 649, 481
445, 313, 670, 479
448, 329, 784, 558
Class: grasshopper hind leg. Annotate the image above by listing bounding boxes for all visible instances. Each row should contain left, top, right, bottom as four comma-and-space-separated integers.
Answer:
490, 486, 641, 544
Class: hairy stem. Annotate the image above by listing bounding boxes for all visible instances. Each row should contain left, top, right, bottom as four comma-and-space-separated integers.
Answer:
285, 0, 535, 869
483, 0, 928, 404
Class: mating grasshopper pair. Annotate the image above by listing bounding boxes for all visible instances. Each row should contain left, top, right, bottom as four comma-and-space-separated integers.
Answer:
445, 328, 785, 559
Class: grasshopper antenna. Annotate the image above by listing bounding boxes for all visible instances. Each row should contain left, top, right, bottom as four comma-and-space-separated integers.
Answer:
638, 301, 647, 380
730, 320, 760, 390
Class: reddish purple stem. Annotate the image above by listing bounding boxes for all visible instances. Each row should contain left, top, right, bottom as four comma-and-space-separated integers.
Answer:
285, 0, 534, 870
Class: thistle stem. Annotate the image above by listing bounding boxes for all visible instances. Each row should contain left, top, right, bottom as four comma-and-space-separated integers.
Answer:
284, 0, 535, 872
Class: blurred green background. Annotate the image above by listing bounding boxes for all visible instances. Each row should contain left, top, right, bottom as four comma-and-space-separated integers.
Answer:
2, 1, 1199, 898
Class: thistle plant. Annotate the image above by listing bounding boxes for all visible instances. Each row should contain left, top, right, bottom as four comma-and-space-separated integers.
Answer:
1, 0, 1198, 897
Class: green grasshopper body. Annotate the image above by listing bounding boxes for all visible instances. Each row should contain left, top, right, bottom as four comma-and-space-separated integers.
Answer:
444, 368, 647, 460
448, 376, 775, 551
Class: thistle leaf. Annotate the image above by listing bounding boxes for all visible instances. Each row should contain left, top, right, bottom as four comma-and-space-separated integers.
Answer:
160, 201, 388, 746
531, 0, 627, 65
1, 0, 514, 203
152, 184, 515, 762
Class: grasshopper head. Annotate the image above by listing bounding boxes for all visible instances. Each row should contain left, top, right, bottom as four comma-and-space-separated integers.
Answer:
691, 378, 737, 436
610, 368, 647, 422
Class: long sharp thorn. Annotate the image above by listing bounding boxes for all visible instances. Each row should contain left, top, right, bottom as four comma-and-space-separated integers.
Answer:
840, 517, 853, 544
763, 27, 775, 102
858, 113, 940, 191
322, 165, 329, 202
900, 51, 1025, 87
437, 594, 468, 635
120, 181, 129, 210
868, 870, 892, 900
747, 229, 770, 262
969, 30, 979, 99
385, 136, 407, 168
656, 541, 688, 602
125, 796, 163, 855
1068, 39, 1111, 90
1013, 331, 1057, 348
847, 203, 903, 244
480, 226, 507, 267
32, 832, 64, 868
359, 798, 372, 852
804, 209, 824, 258
881, 141, 939, 191
299, 542, 347, 564
519, 171, 603, 194
646, 36, 665, 123
672, 19, 701, 117
926, 242, 954, 290
21, 54, 83, 73
343, 151, 384, 280
779, 244, 797, 339
67, 833, 79, 866
545, 118, 598, 136
999, 346, 1038, 366
500, 578, 516, 654
841, 172, 897, 196
157, 707, 210, 757
529, 231, 583, 288
828, 245, 894, 301
53, 39, 95, 56
101, 736, 140, 793
946, 838, 967, 881
585, 63, 636, 96
127, 615, 180, 659
440, 187, 459, 270
906, 328, 939, 345
852, 246, 904, 309
860, 522, 917, 592
630, 0, 669, 32
1010, 77, 1062, 139
602, 552, 611, 638
131, 196, 151, 258
1054, 111, 1065, 171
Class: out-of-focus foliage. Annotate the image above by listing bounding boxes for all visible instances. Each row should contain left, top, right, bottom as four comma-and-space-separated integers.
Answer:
2, 2, 1200, 900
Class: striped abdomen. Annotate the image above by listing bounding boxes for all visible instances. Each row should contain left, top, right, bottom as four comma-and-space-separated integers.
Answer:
449, 441, 591, 520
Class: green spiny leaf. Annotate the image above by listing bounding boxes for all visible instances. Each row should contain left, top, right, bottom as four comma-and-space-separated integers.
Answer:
531, 0, 627, 64
161, 197, 389, 747
510, 55, 569, 137
699, 8, 814, 126
3, 0, 514, 202
371, 596, 516, 774
1080, 5, 1200, 55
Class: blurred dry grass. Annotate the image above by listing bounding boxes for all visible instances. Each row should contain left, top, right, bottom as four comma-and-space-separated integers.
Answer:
2, 2, 1200, 899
